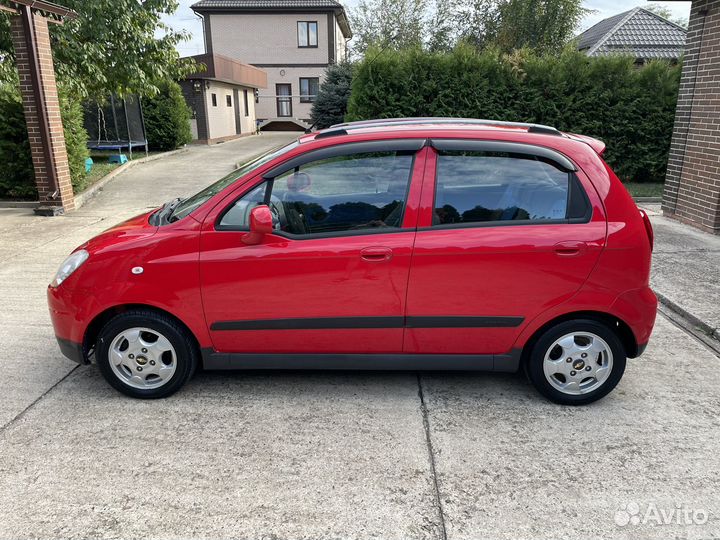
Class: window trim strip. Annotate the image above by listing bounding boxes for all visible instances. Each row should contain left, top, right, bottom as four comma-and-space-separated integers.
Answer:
429, 139, 577, 172
262, 139, 426, 179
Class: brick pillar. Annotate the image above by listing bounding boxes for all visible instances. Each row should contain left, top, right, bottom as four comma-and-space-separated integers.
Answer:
10, 8, 75, 212
662, 0, 720, 234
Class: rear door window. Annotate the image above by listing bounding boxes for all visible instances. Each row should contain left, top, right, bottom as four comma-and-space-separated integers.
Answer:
433, 147, 586, 226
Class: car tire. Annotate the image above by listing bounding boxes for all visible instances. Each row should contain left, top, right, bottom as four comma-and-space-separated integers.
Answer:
96, 310, 198, 399
526, 319, 626, 405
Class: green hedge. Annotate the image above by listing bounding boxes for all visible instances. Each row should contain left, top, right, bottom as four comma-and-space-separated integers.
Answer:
62, 93, 90, 192
0, 83, 89, 199
0, 85, 34, 198
143, 81, 192, 151
347, 46, 681, 183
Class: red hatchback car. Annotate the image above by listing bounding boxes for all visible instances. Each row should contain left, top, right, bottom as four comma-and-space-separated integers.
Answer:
48, 118, 657, 404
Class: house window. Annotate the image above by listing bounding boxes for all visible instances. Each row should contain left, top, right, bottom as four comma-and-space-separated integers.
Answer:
299, 77, 320, 103
226, 95, 232, 107
211, 93, 217, 107
297, 21, 318, 48
243, 89, 249, 117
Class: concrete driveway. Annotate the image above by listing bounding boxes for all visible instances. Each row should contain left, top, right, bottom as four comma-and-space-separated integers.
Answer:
0, 135, 718, 540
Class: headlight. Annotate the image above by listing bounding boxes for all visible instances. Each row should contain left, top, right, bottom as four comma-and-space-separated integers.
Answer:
50, 249, 89, 288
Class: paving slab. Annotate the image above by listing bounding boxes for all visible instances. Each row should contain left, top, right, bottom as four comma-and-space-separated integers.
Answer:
422, 315, 720, 540
0, 369, 439, 540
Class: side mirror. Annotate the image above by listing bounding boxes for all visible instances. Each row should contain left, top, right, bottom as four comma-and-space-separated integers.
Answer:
242, 205, 274, 245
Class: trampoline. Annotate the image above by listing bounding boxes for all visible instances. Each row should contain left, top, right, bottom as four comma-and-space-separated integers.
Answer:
84, 94, 148, 159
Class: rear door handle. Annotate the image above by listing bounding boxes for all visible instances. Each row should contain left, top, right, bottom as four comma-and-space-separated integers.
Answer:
554, 241, 587, 256
360, 246, 393, 262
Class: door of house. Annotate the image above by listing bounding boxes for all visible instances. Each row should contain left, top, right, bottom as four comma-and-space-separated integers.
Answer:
276, 84, 292, 117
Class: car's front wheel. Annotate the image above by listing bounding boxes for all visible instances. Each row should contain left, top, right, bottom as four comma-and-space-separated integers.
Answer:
96, 310, 198, 399
526, 319, 626, 405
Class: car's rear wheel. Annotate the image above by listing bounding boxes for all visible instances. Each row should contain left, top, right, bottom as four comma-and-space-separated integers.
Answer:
526, 319, 626, 405
96, 310, 197, 399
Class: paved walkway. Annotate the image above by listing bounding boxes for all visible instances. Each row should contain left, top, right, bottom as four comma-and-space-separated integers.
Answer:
0, 149, 718, 539
641, 203, 720, 336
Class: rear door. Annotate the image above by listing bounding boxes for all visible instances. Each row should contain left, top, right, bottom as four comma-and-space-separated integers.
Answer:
403, 139, 606, 357
200, 140, 428, 356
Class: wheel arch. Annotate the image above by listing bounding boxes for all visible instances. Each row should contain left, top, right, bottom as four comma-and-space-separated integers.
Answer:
518, 310, 639, 367
83, 304, 201, 362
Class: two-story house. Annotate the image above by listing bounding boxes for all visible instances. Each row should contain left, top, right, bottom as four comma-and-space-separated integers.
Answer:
191, 0, 352, 131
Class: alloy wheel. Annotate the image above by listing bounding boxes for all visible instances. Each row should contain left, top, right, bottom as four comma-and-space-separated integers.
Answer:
108, 327, 177, 389
542, 331, 613, 395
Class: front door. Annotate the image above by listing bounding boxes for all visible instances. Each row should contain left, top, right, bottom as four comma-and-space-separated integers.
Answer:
200, 141, 427, 356
276, 84, 292, 117
403, 140, 606, 358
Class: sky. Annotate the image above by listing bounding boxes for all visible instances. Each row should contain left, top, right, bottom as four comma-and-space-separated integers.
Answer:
164, 0, 692, 57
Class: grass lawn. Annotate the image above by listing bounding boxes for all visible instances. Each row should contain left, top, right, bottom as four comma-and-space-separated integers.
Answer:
622, 182, 664, 198
76, 162, 120, 192
75, 150, 163, 193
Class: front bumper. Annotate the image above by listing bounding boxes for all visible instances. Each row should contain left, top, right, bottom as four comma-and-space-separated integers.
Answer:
48, 283, 94, 364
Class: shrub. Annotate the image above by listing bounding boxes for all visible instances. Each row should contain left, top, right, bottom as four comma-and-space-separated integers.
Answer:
0, 84, 88, 199
143, 81, 192, 151
61, 91, 90, 191
310, 62, 354, 129
0, 84, 34, 199
347, 45, 681, 183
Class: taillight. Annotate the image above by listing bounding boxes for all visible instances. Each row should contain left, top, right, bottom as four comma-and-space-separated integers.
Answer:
639, 209, 654, 251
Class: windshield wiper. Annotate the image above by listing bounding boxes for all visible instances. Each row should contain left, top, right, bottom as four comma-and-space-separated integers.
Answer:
153, 197, 182, 225
166, 197, 187, 223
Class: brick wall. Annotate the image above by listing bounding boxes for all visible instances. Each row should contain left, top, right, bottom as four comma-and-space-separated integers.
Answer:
10, 10, 74, 211
663, 0, 720, 234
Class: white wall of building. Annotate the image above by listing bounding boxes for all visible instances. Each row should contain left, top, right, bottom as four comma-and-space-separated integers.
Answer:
254, 66, 326, 122
237, 86, 257, 134
207, 11, 349, 124
205, 81, 236, 139
209, 13, 330, 65
205, 80, 258, 140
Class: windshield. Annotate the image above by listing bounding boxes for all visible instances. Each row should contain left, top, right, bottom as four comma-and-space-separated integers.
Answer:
167, 140, 299, 222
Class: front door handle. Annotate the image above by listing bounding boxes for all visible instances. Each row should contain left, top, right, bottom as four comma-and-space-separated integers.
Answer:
360, 246, 393, 262
554, 241, 587, 256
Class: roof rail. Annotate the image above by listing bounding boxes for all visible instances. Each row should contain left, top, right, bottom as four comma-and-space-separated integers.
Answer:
328, 117, 562, 136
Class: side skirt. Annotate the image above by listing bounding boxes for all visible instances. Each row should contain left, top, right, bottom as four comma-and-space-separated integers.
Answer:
201, 350, 522, 373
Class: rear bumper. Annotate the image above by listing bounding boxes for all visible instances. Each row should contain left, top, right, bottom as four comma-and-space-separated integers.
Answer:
56, 336, 87, 364
610, 286, 658, 357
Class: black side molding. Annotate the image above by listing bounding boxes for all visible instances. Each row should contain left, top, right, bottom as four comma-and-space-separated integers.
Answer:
211, 316, 404, 331
405, 316, 523, 328
210, 315, 524, 332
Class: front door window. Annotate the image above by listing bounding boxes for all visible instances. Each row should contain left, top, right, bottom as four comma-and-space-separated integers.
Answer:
218, 150, 415, 236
